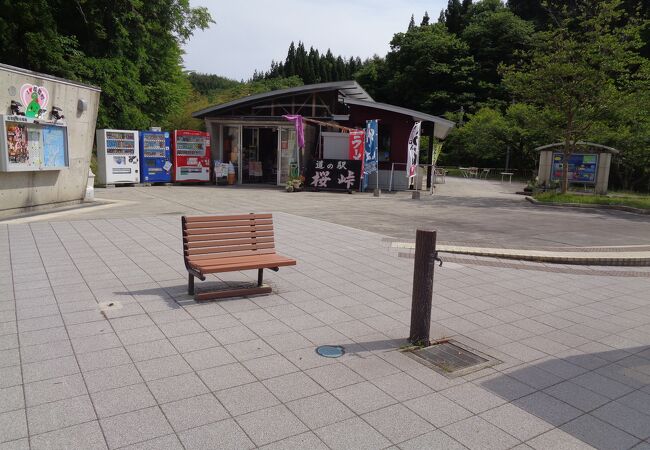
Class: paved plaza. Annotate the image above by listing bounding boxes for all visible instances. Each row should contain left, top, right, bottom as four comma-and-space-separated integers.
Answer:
1, 180, 650, 449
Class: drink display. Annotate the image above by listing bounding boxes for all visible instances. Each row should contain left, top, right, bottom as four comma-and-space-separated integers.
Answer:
172, 130, 210, 183
96, 129, 140, 185
139, 130, 171, 183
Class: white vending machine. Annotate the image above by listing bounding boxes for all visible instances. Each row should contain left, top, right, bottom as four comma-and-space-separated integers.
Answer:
96, 129, 140, 186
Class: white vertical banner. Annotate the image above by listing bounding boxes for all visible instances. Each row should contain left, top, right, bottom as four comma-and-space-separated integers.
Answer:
407, 121, 422, 179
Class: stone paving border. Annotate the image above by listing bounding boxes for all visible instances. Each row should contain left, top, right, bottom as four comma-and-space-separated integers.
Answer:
526, 196, 650, 215
391, 242, 650, 267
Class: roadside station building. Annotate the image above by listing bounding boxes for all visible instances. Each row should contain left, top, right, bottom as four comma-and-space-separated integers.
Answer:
193, 81, 455, 190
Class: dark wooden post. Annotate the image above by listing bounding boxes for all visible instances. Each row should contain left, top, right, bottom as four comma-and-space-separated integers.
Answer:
409, 230, 437, 345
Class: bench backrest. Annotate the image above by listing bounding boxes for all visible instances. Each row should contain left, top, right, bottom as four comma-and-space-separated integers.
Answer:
182, 213, 276, 263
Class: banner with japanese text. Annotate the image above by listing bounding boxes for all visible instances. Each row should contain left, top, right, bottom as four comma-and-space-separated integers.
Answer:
364, 120, 378, 174
407, 121, 422, 179
348, 130, 365, 161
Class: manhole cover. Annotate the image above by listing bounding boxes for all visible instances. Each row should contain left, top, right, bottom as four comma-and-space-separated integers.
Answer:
316, 345, 345, 358
409, 340, 499, 378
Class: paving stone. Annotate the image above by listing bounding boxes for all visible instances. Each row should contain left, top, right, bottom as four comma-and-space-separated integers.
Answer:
178, 419, 254, 450
84, 363, 144, 393
135, 355, 192, 381
24, 373, 87, 406
118, 434, 183, 450
618, 390, 650, 416
0, 410, 27, 444
592, 401, 650, 440
77, 347, 132, 372
544, 381, 610, 412
286, 392, 355, 429
570, 371, 635, 400
27, 395, 96, 435
370, 372, 433, 402
0, 367, 21, 389
100, 406, 173, 449
0, 387, 24, 414
0, 335, 18, 351
342, 354, 401, 380
160, 393, 229, 432
399, 430, 467, 450
22, 355, 79, 383
242, 354, 299, 380
29, 420, 108, 450
480, 403, 554, 441
263, 372, 324, 402
209, 325, 258, 345
404, 392, 473, 427
512, 391, 583, 427
66, 321, 112, 339
147, 373, 208, 404
441, 382, 508, 414
71, 332, 121, 354
526, 428, 596, 450
19, 327, 67, 347
198, 363, 256, 392
183, 346, 236, 371
117, 326, 166, 345
560, 414, 640, 450
314, 416, 391, 450
0, 437, 29, 450
20, 340, 73, 364
225, 338, 275, 361
216, 381, 280, 416
158, 319, 204, 338
331, 381, 396, 415
258, 431, 328, 450
126, 339, 178, 362
109, 315, 155, 332
91, 383, 156, 418
443, 416, 521, 450
236, 404, 307, 447
363, 403, 435, 444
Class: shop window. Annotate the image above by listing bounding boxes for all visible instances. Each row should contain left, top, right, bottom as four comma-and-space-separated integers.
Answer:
378, 124, 391, 162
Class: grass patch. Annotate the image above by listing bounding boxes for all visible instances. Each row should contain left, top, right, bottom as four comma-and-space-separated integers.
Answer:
533, 192, 650, 210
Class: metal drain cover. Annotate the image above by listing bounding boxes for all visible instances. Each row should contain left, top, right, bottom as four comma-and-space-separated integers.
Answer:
410, 340, 499, 378
316, 345, 345, 358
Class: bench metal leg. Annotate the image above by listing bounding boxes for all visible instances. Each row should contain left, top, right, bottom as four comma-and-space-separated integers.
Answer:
188, 274, 195, 295
257, 268, 264, 287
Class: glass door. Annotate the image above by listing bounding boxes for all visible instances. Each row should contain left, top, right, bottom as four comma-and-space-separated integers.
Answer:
278, 127, 298, 184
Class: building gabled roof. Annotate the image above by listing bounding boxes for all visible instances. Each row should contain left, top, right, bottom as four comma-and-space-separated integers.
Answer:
343, 98, 456, 140
192, 81, 373, 118
534, 142, 619, 154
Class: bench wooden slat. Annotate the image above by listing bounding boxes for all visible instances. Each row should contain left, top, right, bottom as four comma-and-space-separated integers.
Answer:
192, 257, 296, 273
185, 213, 272, 222
184, 219, 273, 229
187, 242, 275, 256
185, 237, 274, 249
184, 225, 274, 236
189, 248, 277, 261
185, 231, 274, 242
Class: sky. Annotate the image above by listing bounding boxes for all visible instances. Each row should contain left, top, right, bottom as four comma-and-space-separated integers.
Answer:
182, 0, 449, 81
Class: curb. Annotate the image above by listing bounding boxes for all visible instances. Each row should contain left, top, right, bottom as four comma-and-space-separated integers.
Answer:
525, 196, 650, 215
391, 242, 650, 267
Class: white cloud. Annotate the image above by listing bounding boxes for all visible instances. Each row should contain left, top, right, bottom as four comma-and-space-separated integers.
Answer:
183, 0, 448, 80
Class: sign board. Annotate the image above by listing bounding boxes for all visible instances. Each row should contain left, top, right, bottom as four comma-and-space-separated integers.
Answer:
348, 130, 365, 161
551, 153, 598, 183
306, 159, 362, 191
0, 114, 68, 171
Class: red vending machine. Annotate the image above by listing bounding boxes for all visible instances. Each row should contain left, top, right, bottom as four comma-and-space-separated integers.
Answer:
172, 130, 211, 183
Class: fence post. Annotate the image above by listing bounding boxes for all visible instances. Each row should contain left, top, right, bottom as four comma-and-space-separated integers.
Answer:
409, 229, 439, 345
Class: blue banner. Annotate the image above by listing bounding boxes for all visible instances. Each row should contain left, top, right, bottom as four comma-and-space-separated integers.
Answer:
363, 120, 379, 190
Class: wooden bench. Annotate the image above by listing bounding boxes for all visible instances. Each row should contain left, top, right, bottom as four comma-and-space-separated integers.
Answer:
182, 213, 296, 301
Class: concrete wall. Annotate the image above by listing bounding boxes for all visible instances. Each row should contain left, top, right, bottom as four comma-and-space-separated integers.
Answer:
0, 64, 100, 215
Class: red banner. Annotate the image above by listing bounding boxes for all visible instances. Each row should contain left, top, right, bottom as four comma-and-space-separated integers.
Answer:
348, 130, 365, 161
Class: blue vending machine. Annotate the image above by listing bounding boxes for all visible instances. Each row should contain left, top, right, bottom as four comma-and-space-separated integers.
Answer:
139, 130, 172, 183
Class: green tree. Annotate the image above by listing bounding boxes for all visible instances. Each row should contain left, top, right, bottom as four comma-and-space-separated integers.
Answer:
0, 0, 213, 130
503, 0, 647, 192
421, 11, 431, 26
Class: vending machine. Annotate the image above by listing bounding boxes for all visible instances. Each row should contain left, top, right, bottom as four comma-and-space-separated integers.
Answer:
172, 130, 211, 183
96, 129, 140, 185
139, 130, 171, 183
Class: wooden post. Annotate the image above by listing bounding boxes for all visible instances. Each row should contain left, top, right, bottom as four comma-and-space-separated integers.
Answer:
409, 230, 437, 345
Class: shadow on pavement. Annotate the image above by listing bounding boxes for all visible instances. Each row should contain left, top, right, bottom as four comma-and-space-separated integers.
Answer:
480, 346, 650, 448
